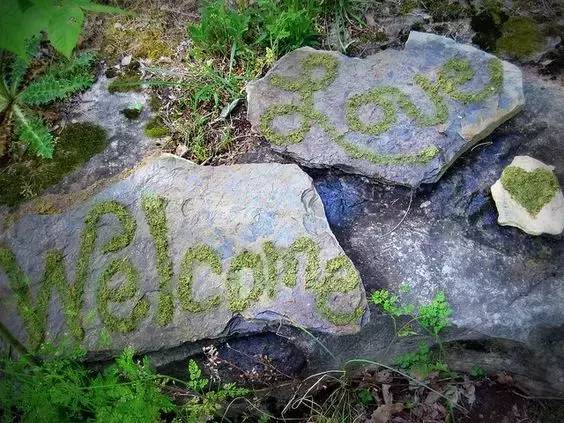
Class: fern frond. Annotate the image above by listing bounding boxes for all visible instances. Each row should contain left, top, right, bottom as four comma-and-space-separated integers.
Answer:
9, 37, 41, 92
0, 83, 9, 113
19, 52, 95, 106
13, 106, 54, 158
19, 73, 94, 105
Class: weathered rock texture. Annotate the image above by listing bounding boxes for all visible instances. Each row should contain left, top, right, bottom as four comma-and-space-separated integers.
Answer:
238, 70, 564, 396
247, 31, 524, 187
0, 155, 367, 355
491, 156, 564, 235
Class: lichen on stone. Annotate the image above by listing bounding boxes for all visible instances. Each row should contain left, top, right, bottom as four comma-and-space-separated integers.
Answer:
500, 166, 559, 216
178, 245, 222, 313
141, 195, 174, 326
282, 237, 320, 288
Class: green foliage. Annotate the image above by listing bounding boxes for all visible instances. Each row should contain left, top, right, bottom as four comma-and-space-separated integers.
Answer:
188, 0, 251, 57
180, 359, 249, 423
0, 122, 107, 206
188, 0, 320, 60
370, 289, 414, 317
469, 365, 486, 379
0, 346, 250, 423
417, 292, 452, 336
252, 0, 320, 56
395, 343, 450, 379
0, 0, 126, 58
370, 289, 452, 336
357, 388, 374, 405
0, 345, 173, 422
1, 48, 96, 158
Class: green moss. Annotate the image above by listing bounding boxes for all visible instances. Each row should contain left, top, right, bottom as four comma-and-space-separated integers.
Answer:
313, 255, 364, 325
96, 258, 150, 333
282, 237, 320, 288
107, 75, 143, 93
500, 166, 560, 216
262, 241, 279, 298
144, 117, 169, 138
496, 16, 543, 59
121, 106, 142, 120
0, 123, 108, 207
437, 57, 503, 104
0, 200, 136, 349
226, 250, 265, 312
178, 245, 222, 313
260, 53, 505, 167
141, 196, 174, 326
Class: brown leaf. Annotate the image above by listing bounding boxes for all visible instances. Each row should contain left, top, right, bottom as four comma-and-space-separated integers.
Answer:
370, 403, 404, 423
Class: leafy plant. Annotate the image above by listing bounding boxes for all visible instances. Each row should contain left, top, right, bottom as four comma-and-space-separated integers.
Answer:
0, 43, 95, 158
370, 289, 415, 317
0, 346, 249, 423
0, 345, 173, 422
395, 343, 450, 379
179, 359, 249, 423
418, 292, 452, 336
187, 0, 251, 58
0, 0, 126, 58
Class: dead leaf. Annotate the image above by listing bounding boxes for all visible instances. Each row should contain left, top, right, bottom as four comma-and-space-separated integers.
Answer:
370, 403, 404, 423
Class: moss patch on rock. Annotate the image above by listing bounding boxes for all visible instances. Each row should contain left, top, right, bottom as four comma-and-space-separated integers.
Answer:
0, 123, 108, 207
260, 52, 504, 167
496, 16, 543, 59
108, 75, 143, 93
144, 117, 169, 138
501, 166, 560, 216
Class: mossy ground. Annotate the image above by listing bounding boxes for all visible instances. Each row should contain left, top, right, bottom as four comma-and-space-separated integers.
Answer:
144, 117, 169, 138
496, 16, 543, 59
0, 123, 108, 207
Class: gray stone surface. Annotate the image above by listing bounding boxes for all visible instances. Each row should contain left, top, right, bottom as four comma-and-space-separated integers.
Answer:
0, 154, 367, 356
238, 70, 564, 395
247, 31, 524, 187
54, 74, 157, 195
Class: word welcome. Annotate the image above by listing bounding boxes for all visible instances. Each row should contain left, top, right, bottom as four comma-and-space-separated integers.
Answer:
0, 196, 364, 350
260, 52, 503, 165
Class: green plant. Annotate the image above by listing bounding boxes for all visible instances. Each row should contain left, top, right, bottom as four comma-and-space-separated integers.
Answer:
0, 0, 126, 58
0, 44, 96, 158
188, 0, 251, 58
179, 359, 249, 423
417, 292, 452, 336
370, 289, 414, 317
0, 345, 173, 422
0, 345, 250, 423
395, 343, 450, 379
496, 16, 543, 59
252, 0, 320, 56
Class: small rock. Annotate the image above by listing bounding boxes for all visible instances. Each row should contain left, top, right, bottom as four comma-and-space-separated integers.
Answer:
121, 55, 132, 66
175, 144, 188, 157
491, 156, 564, 235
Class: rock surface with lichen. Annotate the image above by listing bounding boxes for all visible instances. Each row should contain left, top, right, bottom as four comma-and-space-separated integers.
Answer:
491, 156, 563, 235
247, 31, 524, 187
0, 154, 367, 357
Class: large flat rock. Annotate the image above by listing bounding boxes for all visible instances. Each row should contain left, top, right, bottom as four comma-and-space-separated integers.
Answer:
247, 31, 524, 187
0, 155, 367, 354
